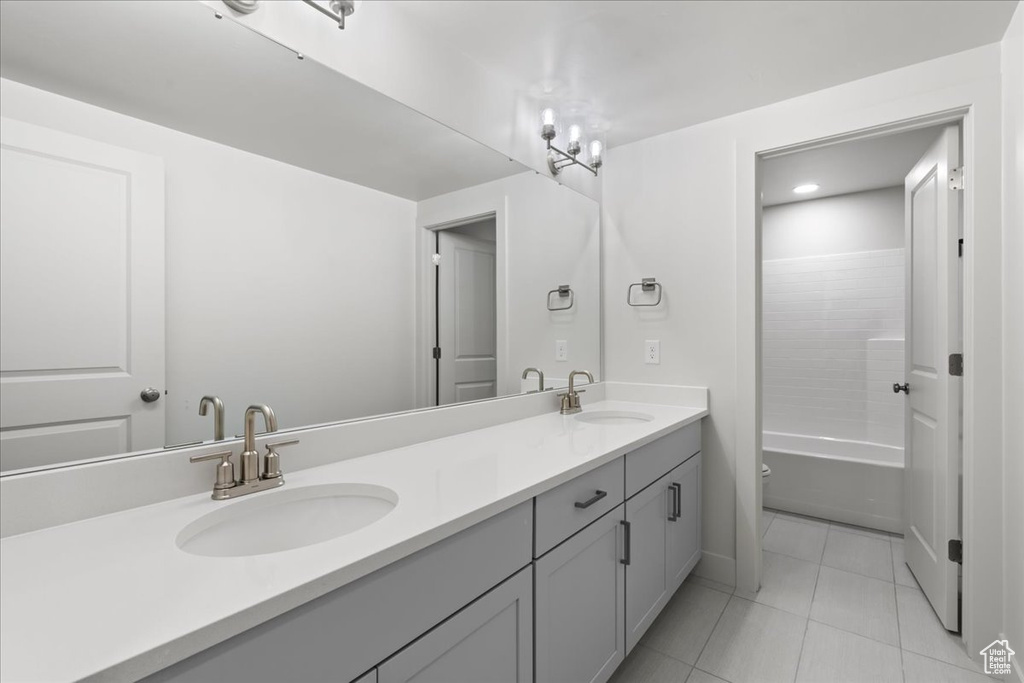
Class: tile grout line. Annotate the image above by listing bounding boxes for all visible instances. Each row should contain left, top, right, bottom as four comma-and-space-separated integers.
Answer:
890, 535, 908, 683
684, 587, 734, 676
793, 550, 826, 682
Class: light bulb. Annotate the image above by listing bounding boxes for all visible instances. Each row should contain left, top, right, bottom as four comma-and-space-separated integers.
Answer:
793, 183, 820, 194
567, 124, 582, 155
540, 108, 557, 141
589, 140, 603, 169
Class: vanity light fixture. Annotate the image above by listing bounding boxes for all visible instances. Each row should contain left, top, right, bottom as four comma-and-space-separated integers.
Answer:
299, 0, 358, 29
540, 108, 603, 177
793, 183, 820, 194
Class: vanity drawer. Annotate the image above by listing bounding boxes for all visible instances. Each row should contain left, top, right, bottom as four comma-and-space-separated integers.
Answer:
625, 422, 701, 499
534, 457, 624, 557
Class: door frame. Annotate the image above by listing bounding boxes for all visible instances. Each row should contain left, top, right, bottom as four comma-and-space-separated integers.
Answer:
737, 86, 1004, 665
415, 204, 507, 409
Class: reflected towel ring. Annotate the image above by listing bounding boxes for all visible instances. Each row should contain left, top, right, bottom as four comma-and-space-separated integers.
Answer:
547, 284, 574, 311
627, 278, 662, 307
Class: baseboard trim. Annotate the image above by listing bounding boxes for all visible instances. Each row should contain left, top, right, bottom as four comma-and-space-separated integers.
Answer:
693, 550, 736, 587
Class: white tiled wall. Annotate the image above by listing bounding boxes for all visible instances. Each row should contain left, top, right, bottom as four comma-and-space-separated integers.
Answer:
762, 249, 905, 446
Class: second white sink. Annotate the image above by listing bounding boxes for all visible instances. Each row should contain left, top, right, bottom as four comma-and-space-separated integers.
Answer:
177, 483, 398, 558
574, 410, 655, 426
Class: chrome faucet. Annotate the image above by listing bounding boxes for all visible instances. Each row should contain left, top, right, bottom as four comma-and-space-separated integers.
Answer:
190, 404, 298, 500
198, 395, 225, 441
559, 370, 594, 415
522, 367, 545, 393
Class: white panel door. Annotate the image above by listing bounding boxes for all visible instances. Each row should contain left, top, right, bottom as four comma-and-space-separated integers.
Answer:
437, 231, 496, 405
0, 117, 165, 471
902, 125, 961, 630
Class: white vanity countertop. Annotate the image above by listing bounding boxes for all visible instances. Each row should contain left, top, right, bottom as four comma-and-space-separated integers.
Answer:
0, 399, 706, 682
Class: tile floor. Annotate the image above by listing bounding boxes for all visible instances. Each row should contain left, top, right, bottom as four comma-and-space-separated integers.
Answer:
609, 509, 992, 683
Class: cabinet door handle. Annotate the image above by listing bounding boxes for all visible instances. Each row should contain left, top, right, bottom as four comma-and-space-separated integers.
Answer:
672, 482, 682, 519
668, 484, 679, 522
574, 490, 608, 509
620, 520, 631, 565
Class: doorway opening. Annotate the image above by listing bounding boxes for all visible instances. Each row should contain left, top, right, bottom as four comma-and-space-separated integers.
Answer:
429, 214, 498, 407
757, 121, 966, 636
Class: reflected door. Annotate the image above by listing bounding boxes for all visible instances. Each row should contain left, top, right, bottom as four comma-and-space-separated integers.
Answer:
437, 231, 496, 405
0, 118, 165, 471
902, 125, 961, 630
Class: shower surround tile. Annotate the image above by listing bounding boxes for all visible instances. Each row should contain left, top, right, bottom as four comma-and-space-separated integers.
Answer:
762, 248, 905, 444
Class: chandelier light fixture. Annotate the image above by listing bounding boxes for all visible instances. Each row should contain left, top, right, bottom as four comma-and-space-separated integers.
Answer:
540, 108, 603, 177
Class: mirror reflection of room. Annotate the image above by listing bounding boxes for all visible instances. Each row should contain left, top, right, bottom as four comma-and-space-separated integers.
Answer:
0, 1, 599, 472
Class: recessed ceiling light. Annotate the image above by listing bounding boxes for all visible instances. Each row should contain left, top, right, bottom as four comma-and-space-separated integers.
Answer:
793, 183, 820, 194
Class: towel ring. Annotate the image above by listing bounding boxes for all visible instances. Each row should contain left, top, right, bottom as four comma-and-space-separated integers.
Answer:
627, 278, 662, 307
547, 284, 574, 311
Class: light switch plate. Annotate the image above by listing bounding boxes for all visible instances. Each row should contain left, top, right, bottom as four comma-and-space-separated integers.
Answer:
555, 340, 568, 362
645, 340, 660, 365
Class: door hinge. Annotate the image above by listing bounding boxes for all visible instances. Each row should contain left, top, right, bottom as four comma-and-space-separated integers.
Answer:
949, 353, 963, 376
948, 167, 964, 190
958, 239, 964, 257
432, 347, 441, 360
948, 539, 963, 564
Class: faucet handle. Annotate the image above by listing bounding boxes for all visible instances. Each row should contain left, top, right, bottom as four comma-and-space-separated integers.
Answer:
262, 439, 299, 480
190, 450, 236, 492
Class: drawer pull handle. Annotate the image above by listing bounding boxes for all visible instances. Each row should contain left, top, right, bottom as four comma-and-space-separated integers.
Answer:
621, 519, 631, 565
671, 482, 682, 520
668, 483, 679, 521
574, 490, 608, 509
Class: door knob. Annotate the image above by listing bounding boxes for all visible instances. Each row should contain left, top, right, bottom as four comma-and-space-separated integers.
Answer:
893, 383, 910, 394
140, 387, 161, 403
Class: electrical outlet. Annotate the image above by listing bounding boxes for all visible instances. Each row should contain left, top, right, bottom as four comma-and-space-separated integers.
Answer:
555, 340, 568, 362
645, 340, 660, 365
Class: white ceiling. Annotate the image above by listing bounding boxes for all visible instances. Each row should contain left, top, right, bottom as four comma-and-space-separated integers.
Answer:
761, 125, 946, 206
0, 1, 525, 201
394, 0, 1019, 149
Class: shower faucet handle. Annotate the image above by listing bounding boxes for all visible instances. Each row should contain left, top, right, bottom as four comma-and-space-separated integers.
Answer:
893, 382, 910, 394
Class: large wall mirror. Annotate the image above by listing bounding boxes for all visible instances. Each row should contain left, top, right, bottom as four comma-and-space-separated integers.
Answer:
0, 1, 601, 474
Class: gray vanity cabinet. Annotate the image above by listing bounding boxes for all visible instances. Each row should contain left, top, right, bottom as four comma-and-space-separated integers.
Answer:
377, 566, 533, 683
666, 453, 702, 591
624, 450, 703, 653
624, 470, 674, 653
534, 506, 626, 683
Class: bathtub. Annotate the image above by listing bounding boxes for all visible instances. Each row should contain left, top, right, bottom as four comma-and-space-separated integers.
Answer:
762, 431, 904, 534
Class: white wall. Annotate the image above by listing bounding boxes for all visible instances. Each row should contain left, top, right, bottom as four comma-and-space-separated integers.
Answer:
603, 44, 1005, 659
0, 78, 418, 444
1000, 2, 1024, 674
762, 187, 904, 260
417, 172, 601, 400
762, 250, 905, 447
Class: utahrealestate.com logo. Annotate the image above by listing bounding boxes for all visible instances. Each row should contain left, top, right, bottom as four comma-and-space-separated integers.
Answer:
979, 639, 1015, 676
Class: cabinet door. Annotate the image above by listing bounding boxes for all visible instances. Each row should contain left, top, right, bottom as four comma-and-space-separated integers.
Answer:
667, 453, 702, 592
535, 506, 626, 683
377, 566, 532, 683
624, 472, 674, 653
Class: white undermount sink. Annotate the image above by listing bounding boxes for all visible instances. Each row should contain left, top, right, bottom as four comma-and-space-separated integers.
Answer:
176, 483, 398, 558
574, 410, 655, 425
